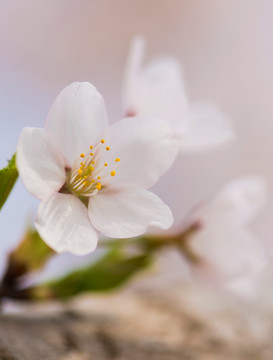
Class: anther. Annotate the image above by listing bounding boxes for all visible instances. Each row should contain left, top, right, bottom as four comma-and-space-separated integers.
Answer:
106, 146, 110, 151
90, 145, 93, 149
104, 163, 108, 166
111, 171, 116, 176
115, 158, 120, 162
100, 139, 105, 144
96, 182, 102, 190
80, 153, 85, 158
90, 153, 94, 156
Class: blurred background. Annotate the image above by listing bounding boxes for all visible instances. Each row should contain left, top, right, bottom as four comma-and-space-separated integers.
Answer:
0, 0, 273, 281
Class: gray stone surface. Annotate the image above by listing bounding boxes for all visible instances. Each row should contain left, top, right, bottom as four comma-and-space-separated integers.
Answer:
0, 285, 273, 359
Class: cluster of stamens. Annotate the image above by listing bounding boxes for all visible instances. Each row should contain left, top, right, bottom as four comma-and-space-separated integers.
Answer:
68, 139, 120, 197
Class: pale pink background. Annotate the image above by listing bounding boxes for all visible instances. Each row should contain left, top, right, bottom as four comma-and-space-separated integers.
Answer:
0, 1, 273, 275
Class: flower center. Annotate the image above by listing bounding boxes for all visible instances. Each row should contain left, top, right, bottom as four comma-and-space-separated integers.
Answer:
68, 139, 120, 197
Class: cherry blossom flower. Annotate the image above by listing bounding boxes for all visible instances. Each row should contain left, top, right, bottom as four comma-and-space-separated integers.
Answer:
181, 177, 267, 285
122, 36, 234, 152
17, 82, 178, 255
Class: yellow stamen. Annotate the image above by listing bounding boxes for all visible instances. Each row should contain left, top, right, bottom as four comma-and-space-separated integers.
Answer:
97, 176, 101, 179
104, 163, 108, 167
80, 153, 85, 158
90, 153, 94, 156
78, 169, 82, 175
83, 181, 88, 186
100, 139, 105, 144
106, 146, 110, 151
87, 166, 94, 173
90, 145, 93, 149
111, 171, 116, 177
96, 182, 101, 190
91, 160, 95, 165
115, 158, 120, 162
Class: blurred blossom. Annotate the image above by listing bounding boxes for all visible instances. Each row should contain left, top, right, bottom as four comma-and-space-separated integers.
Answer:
183, 177, 267, 287
17, 82, 178, 255
122, 36, 234, 153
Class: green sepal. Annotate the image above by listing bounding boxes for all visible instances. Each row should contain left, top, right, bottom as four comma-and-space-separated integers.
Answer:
2, 228, 54, 288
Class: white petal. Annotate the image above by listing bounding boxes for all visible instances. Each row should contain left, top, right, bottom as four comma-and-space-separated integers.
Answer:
189, 215, 266, 283
180, 102, 234, 152
122, 37, 190, 132
99, 116, 178, 188
88, 185, 173, 238
35, 193, 98, 255
209, 177, 267, 224
16, 128, 66, 200
45, 82, 108, 166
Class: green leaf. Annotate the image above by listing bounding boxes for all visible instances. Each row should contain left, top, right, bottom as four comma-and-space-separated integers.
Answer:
30, 247, 152, 300
0, 153, 18, 210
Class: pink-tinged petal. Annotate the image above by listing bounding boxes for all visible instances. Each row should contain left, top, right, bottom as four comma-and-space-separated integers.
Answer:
35, 193, 98, 255
99, 116, 178, 189
207, 177, 266, 224
122, 36, 145, 115
123, 38, 190, 132
16, 127, 66, 200
136, 58, 190, 133
88, 185, 173, 238
45, 82, 108, 166
184, 177, 267, 284
225, 275, 262, 299
180, 103, 234, 152
189, 215, 266, 283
